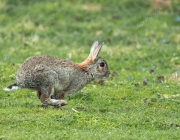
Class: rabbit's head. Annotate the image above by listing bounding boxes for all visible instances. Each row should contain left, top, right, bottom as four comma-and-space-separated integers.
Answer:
79, 41, 110, 80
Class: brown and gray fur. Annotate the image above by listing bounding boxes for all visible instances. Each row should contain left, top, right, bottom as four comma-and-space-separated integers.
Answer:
4, 41, 110, 107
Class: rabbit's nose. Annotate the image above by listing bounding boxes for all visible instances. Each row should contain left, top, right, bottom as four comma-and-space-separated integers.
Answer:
106, 71, 110, 76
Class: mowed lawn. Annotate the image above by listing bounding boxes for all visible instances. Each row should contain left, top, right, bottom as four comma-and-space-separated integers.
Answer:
0, 0, 180, 139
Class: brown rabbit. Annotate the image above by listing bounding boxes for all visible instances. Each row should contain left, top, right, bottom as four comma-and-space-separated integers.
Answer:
4, 41, 110, 107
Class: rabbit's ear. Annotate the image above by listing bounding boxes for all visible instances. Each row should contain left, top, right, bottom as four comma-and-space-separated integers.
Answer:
90, 41, 104, 61
78, 41, 104, 70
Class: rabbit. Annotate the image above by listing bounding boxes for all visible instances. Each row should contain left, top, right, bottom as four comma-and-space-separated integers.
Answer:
4, 41, 110, 107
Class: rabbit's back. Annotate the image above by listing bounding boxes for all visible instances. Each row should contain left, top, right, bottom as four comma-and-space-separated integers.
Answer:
18, 55, 74, 69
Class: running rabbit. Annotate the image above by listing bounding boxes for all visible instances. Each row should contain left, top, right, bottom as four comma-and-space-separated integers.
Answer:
4, 41, 110, 107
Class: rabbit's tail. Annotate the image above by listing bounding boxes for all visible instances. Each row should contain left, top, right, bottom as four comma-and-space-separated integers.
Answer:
3, 83, 21, 91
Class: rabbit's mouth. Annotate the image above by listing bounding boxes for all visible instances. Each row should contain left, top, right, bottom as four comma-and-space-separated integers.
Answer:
101, 70, 110, 79
106, 71, 110, 77
94, 70, 110, 81
102, 70, 110, 79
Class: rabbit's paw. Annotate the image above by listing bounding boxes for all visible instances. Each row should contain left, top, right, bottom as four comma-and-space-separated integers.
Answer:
51, 99, 67, 106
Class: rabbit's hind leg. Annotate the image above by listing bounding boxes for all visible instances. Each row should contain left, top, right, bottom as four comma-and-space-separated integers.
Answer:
39, 86, 67, 107
51, 91, 65, 99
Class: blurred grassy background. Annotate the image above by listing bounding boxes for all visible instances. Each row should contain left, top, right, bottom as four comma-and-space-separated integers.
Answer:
0, 0, 180, 139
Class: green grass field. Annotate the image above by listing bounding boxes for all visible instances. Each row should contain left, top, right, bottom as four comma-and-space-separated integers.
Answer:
0, 0, 180, 139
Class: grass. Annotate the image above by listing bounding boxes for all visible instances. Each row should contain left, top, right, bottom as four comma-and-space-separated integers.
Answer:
0, 0, 180, 139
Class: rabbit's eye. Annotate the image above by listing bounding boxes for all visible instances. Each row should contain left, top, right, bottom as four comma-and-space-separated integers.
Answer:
100, 62, 105, 67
